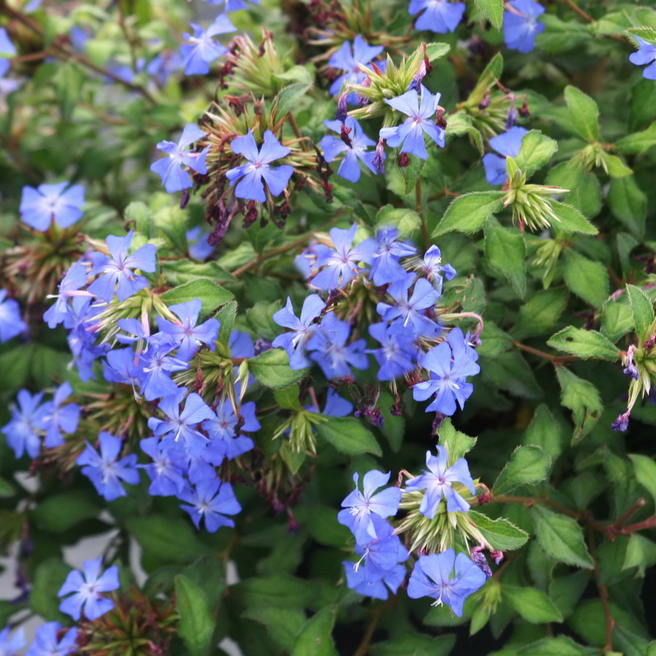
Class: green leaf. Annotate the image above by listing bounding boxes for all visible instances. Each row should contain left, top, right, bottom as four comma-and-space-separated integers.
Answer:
55, 63, 84, 123
247, 301, 281, 341
615, 122, 656, 154
484, 220, 526, 297
602, 153, 632, 178
275, 82, 312, 117
274, 384, 301, 410
375, 205, 421, 237
159, 279, 233, 315
217, 301, 238, 347
532, 505, 594, 569
563, 250, 609, 308
556, 367, 602, 444
293, 606, 338, 656
242, 607, 307, 652
481, 350, 542, 399
601, 297, 634, 342
550, 201, 598, 235
370, 632, 456, 656
547, 327, 621, 361
626, 284, 655, 344
608, 176, 647, 238
493, 446, 551, 495
249, 349, 310, 389
477, 321, 513, 358
629, 454, 656, 506
475, 0, 503, 29
523, 405, 562, 461
432, 192, 505, 237
164, 259, 235, 286
30, 559, 71, 622
444, 112, 484, 154
514, 131, 558, 177
127, 515, 211, 563
502, 586, 563, 623
400, 156, 426, 195
623, 533, 656, 577
564, 86, 599, 143
316, 416, 382, 456
236, 575, 313, 609
513, 288, 568, 339
438, 418, 477, 461
0, 476, 15, 498
425, 42, 451, 61
468, 511, 529, 551
517, 636, 597, 655
175, 575, 214, 656
32, 492, 100, 533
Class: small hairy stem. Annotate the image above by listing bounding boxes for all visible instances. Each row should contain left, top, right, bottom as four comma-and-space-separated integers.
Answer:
353, 596, 397, 656
512, 341, 580, 365
416, 180, 430, 251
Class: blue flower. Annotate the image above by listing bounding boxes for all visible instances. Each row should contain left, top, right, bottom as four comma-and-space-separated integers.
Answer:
328, 36, 383, 101
367, 227, 417, 286
19, 182, 85, 231
179, 16, 237, 75
344, 560, 406, 600
311, 224, 377, 290
380, 85, 445, 159
102, 347, 145, 388
187, 226, 215, 260
405, 446, 476, 517
409, 550, 486, 616
41, 382, 80, 448
503, 0, 545, 53
2, 390, 47, 459
338, 470, 402, 545
0, 627, 24, 656
179, 478, 241, 532
353, 515, 409, 583
0, 28, 16, 56
308, 313, 368, 379
272, 295, 326, 369
139, 437, 187, 496
151, 124, 210, 193
26, 622, 77, 656
43, 262, 89, 328
0, 290, 27, 342
137, 341, 188, 401
412, 327, 480, 415
409, 0, 465, 33
320, 117, 378, 183
415, 245, 456, 293
226, 130, 294, 202
77, 432, 140, 501
629, 36, 656, 80
202, 400, 260, 462
368, 322, 418, 381
308, 388, 353, 417
157, 299, 220, 361
202, 0, 259, 14
88, 231, 157, 302
146, 49, 184, 86
376, 273, 440, 338
483, 126, 528, 186
58, 557, 119, 621
149, 389, 215, 456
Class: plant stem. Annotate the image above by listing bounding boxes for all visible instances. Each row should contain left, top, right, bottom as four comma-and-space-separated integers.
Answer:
512, 341, 580, 365
416, 179, 430, 251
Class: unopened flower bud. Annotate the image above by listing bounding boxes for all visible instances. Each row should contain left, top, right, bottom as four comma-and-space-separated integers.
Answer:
519, 98, 530, 118
399, 152, 410, 167
373, 138, 386, 174
336, 92, 349, 122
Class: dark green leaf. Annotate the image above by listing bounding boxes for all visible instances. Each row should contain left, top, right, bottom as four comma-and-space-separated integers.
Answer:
474, 0, 504, 29
563, 250, 609, 308
564, 86, 599, 142
608, 176, 647, 238
626, 284, 655, 344
468, 511, 529, 551
484, 220, 526, 297
175, 575, 214, 656
615, 122, 656, 154
432, 192, 505, 237
159, 279, 233, 314
502, 585, 563, 623
547, 327, 621, 361
316, 416, 382, 456
556, 367, 602, 444
513, 288, 568, 338
551, 201, 598, 235
293, 606, 338, 656
493, 446, 551, 495
32, 492, 100, 533
249, 349, 310, 389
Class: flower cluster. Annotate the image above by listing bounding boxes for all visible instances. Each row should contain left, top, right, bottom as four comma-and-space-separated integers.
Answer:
273, 224, 479, 418
338, 449, 490, 614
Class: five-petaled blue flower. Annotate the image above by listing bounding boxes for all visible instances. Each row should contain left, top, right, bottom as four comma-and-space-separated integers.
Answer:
367, 227, 417, 286
157, 299, 220, 361
503, 0, 545, 53
88, 231, 157, 302
43, 262, 89, 328
179, 478, 242, 532
151, 123, 210, 193
320, 117, 378, 183
0, 289, 27, 342
58, 557, 120, 621
405, 445, 476, 517
26, 622, 77, 656
203, 399, 259, 462
416, 244, 456, 294
140, 436, 187, 497
1, 390, 47, 459
483, 126, 528, 186
412, 327, 480, 414
179, 16, 237, 75
368, 322, 418, 381
338, 470, 402, 545
380, 85, 445, 159
41, 382, 81, 449
272, 294, 326, 369
0, 626, 24, 656
629, 36, 656, 80
409, 0, 465, 33
77, 431, 140, 501
138, 340, 188, 401
407, 549, 487, 616
311, 223, 377, 290
329, 35, 384, 102
226, 130, 294, 202
344, 559, 406, 600
20, 182, 85, 231
202, 0, 259, 13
